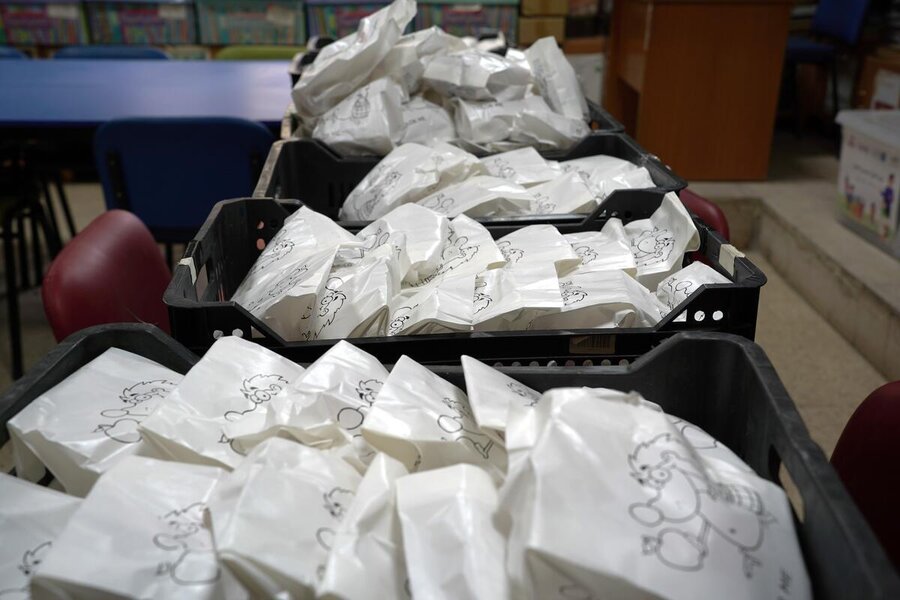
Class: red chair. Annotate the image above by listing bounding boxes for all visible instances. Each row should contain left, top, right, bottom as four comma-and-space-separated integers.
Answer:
42, 210, 171, 341
831, 381, 900, 570
679, 188, 730, 242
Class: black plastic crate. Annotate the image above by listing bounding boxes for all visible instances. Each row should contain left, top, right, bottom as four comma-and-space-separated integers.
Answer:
278, 98, 624, 141
255, 131, 682, 226
1, 325, 897, 600
164, 193, 764, 363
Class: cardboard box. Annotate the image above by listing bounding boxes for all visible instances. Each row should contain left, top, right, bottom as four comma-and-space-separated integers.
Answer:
836, 110, 900, 257
520, 0, 566, 16
518, 16, 564, 46
855, 47, 900, 108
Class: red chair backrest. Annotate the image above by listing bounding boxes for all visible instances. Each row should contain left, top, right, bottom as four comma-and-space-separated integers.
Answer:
831, 381, 900, 570
679, 188, 730, 242
42, 209, 171, 341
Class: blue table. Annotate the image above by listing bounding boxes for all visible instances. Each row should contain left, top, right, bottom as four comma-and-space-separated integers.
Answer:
0, 59, 292, 128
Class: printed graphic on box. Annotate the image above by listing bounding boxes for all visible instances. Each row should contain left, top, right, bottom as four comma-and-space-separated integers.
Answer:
839, 130, 900, 241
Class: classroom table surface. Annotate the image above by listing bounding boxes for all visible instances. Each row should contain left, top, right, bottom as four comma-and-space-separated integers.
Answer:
0, 59, 292, 128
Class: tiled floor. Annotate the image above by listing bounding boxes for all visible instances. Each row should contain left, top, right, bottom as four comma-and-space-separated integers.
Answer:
0, 134, 891, 460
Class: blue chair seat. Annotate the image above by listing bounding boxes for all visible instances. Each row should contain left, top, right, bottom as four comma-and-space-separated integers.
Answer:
54, 46, 169, 60
785, 36, 836, 63
0, 47, 27, 59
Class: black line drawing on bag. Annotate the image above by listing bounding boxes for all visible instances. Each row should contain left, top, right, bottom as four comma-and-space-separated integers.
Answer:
627, 433, 775, 577
336, 378, 384, 431
95, 379, 178, 444
313, 277, 347, 339
473, 279, 492, 314
249, 237, 295, 275
667, 417, 754, 474
322, 487, 355, 519
497, 240, 525, 264
0, 540, 52, 598
362, 170, 402, 217
560, 280, 587, 306
437, 398, 495, 459
361, 227, 390, 252
420, 192, 456, 214
487, 157, 517, 180
245, 263, 311, 313
351, 87, 371, 121
532, 191, 556, 214
662, 278, 694, 308
418, 231, 479, 286
507, 381, 540, 407
223, 374, 290, 422
631, 227, 676, 267
217, 432, 246, 456
153, 502, 220, 586
389, 305, 419, 336
574, 244, 598, 265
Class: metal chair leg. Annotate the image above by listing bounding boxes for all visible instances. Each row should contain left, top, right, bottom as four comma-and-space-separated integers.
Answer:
53, 173, 77, 238
2, 212, 24, 380
39, 177, 62, 242
29, 206, 43, 285
15, 214, 29, 290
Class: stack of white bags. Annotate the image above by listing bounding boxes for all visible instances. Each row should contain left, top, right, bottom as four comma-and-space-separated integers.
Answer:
3, 337, 811, 599
293, 0, 595, 156
230, 192, 730, 343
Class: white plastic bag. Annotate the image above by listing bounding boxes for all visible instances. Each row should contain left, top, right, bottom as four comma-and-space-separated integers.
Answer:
461, 355, 540, 441
207, 439, 362, 599
407, 214, 505, 288
531, 269, 663, 330
472, 263, 564, 331
423, 50, 531, 102
362, 355, 506, 480
312, 77, 407, 156
340, 142, 483, 220
656, 261, 731, 317
319, 453, 410, 600
625, 192, 701, 290
31, 456, 245, 600
525, 37, 589, 120
560, 153, 640, 186
398, 96, 457, 146
139, 335, 305, 469
0, 474, 81, 598
292, 0, 416, 121
7, 348, 181, 497
356, 203, 450, 284
416, 175, 534, 217
370, 27, 468, 94
495, 225, 582, 275
500, 387, 811, 600
565, 220, 638, 276
511, 107, 591, 151
479, 146, 561, 187
594, 165, 656, 198
396, 465, 508, 600
389, 273, 475, 335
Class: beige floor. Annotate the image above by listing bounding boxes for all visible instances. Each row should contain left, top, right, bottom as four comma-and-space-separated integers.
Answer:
0, 136, 890, 461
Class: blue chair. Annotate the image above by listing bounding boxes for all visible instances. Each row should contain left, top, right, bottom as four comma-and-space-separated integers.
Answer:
784, 0, 871, 127
54, 45, 170, 60
0, 47, 28, 59
94, 117, 275, 263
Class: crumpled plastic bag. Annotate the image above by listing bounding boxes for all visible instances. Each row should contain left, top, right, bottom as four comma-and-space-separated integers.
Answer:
527, 171, 602, 215
656, 261, 731, 317
416, 175, 534, 217
388, 273, 475, 335
479, 146, 561, 187
0, 474, 81, 598
397, 465, 508, 600
472, 263, 564, 331
369, 26, 468, 94
594, 165, 656, 198
221, 341, 388, 466
526, 37, 589, 121
512, 108, 592, 151
356, 203, 449, 284
461, 355, 540, 442
302, 244, 403, 340
625, 192, 701, 291
319, 453, 410, 600
531, 269, 663, 330
312, 77, 407, 156
362, 355, 507, 480
139, 336, 305, 470
31, 456, 246, 600
495, 225, 582, 275
565, 219, 637, 276
560, 153, 642, 190
398, 96, 457, 146
500, 387, 811, 600
340, 142, 483, 221
207, 439, 362, 599
423, 50, 531, 102
7, 348, 182, 497
292, 0, 416, 122
406, 214, 505, 288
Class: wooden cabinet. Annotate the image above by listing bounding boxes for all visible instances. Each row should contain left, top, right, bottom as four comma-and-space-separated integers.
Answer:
603, 0, 793, 180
